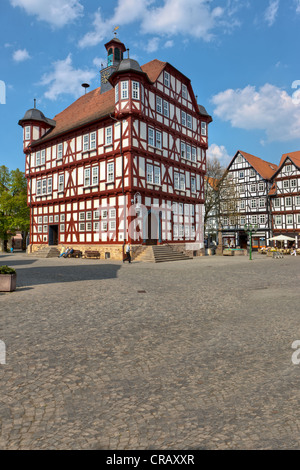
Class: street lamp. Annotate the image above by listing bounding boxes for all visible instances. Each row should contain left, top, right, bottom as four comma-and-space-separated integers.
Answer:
244, 223, 258, 260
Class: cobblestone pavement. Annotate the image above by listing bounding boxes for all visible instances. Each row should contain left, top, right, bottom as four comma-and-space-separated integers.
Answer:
0, 251, 300, 450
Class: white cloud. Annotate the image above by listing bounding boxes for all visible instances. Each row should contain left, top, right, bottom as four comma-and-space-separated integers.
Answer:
39, 54, 96, 100
79, 0, 241, 48
145, 37, 160, 53
92, 57, 107, 69
295, 0, 300, 13
264, 0, 280, 26
10, 0, 84, 28
211, 83, 300, 143
13, 48, 31, 62
207, 144, 232, 165
164, 40, 174, 48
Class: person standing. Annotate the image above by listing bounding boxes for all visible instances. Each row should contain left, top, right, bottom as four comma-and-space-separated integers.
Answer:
123, 243, 131, 263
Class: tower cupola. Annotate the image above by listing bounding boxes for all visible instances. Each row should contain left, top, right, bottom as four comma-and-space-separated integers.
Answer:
100, 35, 127, 94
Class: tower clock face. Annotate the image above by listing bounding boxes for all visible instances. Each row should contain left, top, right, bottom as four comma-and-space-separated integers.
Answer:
101, 70, 110, 84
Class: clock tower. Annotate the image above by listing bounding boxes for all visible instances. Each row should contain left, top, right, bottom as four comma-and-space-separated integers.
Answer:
100, 35, 127, 94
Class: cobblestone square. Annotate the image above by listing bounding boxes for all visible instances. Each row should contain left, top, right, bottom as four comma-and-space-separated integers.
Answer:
0, 252, 300, 450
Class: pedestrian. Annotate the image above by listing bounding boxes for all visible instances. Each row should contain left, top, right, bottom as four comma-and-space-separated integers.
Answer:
123, 243, 131, 263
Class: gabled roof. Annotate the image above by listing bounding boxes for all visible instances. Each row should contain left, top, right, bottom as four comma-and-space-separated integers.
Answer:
30, 58, 211, 146
229, 150, 278, 180
278, 151, 300, 169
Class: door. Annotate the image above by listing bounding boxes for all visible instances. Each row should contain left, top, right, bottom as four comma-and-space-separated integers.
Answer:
49, 225, 59, 245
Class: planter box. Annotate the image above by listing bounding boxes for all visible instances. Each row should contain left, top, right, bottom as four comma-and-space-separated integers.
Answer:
0, 273, 17, 292
223, 249, 234, 256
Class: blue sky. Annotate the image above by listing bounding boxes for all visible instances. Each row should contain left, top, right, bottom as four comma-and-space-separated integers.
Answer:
1, 0, 300, 171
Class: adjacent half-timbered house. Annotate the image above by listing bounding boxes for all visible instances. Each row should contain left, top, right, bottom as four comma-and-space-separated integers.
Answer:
19, 36, 212, 259
221, 150, 277, 249
269, 151, 300, 248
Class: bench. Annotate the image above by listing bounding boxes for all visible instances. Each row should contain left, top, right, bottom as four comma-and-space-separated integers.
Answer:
68, 250, 82, 258
84, 250, 101, 259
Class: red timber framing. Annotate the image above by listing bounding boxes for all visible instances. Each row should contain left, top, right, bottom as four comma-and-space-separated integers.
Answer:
19, 37, 211, 258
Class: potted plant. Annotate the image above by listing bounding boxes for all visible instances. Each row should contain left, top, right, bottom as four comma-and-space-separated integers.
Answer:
0, 265, 17, 292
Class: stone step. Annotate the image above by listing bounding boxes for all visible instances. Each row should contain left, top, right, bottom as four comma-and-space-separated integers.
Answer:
134, 245, 192, 263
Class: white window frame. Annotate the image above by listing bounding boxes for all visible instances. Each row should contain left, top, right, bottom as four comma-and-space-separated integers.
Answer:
290, 179, 297, 188
164, 71, 170, 87
84, 168, 91, 187
201, 122, 207, 136
58, 174, 64, 193
191, 176, 196, 193
147, 164, 154, 184
296, 196, 300, 206
259, 198, 265, 208
92, 166, 99, 186
47, 177, 52, 195
174, 172, 180, 190
36, 181, 42, 196
285, 196, 292, 207
274, 198, 280, 208
258, 182, 264, 191
156, 96, 162, 114
132, 81, 140, 100
57, 143, 63, 160
42, 179, 47, 195
191, 147, 196, 162
180, 173, 185, 191
187, 114, 192, 130
25, 126, 30, 140
148, 127, 154, 147
163, 100, 169, 118
156, 130, 162, 150
121, 81, 129, 99
251, 199, 256, 209
186, 145, 191, 161
181, 111, 186, 127
154, 166, 161, 185
287, 214, 293, 225
107, 162, 114, 183
181, 142, 186, 159
105, 126, 112, 146
275, 215, 282, 225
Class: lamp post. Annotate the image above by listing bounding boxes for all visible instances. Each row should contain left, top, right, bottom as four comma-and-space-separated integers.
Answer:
244, 223, 258, 260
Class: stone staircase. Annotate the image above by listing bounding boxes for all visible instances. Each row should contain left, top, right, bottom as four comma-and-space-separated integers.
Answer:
28, 246, 60, 258
134, 245, 192, 263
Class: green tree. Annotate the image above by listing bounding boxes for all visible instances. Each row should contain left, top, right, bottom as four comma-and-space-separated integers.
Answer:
0, 166, 29, 251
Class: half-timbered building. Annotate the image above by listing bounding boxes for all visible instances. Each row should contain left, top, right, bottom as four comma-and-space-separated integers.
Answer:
269, 151, 300, 248
221, 150, 277, 249
19, 36, 212, 259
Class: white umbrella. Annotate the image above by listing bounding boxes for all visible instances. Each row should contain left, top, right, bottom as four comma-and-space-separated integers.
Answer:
269, 234, 295, 248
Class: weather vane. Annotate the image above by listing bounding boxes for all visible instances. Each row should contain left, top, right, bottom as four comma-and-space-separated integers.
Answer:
113, 26, 119, 37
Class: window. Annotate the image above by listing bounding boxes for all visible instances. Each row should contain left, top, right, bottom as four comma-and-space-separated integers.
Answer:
181, 111, 186, 127
156, 130, 162, 149
259, 182, 264, 191
285, 196, 292, 207
115, 83, 119, 102
251, 215, 257, 224
287, 214, 293, 224
83, 132, 96, 151
79, 212, 85, 221
201, 122, 207, 136
154, 166, 161, 185
86, 222, 92, 231
147, 164, 153, 184
132, 81, 140, 100
291, 179, 297, 187
101, 221, 107, 231
107, 162, 114, 182
109, 220, 116, 231
240, 200, 245, 209
121, 81, 129, 99
164, 71, 170, 87
156, 96, 162, 114
163, 100, 169, 118
182, 84, 188, 99
250, 169, 256, 177
47, 177, 52, 194
283, 180, 289, 189
191, 176, 196, 193
274, 198, 280, 208
58, 174, 64, 192
101, 210, 107, 219
275, 215, 282, 225
239, 171, 244, 179
239, 184, 245, 193
109, 208, 116, 219
187, 114, 192, 130
60, 214, 65, 222
37, 181, 42, 196
181, 142, 186, 159
25, 126, 30, 140
191, 147, 196, 162
44, 216, 48, 223
240, 216, 246, 225
84, 168, 90, 187
148, 127, 154, 147
93, 221, 99, 232
41, 180, 46, 195
251, 184, 256, 192
105, 126, 112, 145
57, 143, 63, 160
298, 214, 300, 225
251, 199, 256, 208
296, 196, 300, 206
86, 212, 92, 221
79, 222, 85, 232
286, 165, 292, 173
60, 224, 65, 232
174, 172, 179, 190
92, 167, 99, 186
259, 198, 265, 208
259, 215, 265, 224
94, 210, 100, 219
36, 151, 41, 166
180, 174, 185, 191
186, 145, 191, 161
